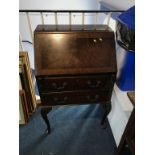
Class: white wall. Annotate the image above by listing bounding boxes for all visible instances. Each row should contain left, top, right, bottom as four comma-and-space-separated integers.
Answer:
19, 0, 99, 10
19, 0, 135, 10
98, 0, 135, 10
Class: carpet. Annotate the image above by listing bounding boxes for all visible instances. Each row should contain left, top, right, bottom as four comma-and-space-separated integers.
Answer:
19, 104, 117, 155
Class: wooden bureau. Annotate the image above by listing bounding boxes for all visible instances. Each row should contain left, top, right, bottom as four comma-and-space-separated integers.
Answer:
34, 25, 117, 134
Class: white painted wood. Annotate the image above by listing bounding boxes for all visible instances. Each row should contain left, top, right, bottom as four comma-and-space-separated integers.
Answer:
26, 12, 33, 43
82, 12, 84, 29
106, 12, 112, 26
40, 12, 44, 25
19, 33, 24, 51
69, 12, 71, 26
95, 12, 98, 25
54, 12, 58, 26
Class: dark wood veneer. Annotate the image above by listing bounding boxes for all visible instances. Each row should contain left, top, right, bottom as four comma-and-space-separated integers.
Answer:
34, 25, 117, 134
40, 90, 112, 106
37, 74, 114, 93
35, 25, 117, 76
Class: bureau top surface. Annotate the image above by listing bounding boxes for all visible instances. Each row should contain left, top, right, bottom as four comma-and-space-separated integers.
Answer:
35, 25, 113, 32
34, 25, 117, 76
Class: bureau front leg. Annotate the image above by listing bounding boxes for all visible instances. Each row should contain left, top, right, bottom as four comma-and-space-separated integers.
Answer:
41, 107, 52, 134
101, 101, 111, 129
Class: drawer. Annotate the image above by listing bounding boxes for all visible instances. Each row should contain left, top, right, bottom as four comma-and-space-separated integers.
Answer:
37, 75, 114, 93
40, 90, 112, 105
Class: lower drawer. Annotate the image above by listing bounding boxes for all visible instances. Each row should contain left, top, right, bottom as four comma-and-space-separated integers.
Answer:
40, 90, 112, 105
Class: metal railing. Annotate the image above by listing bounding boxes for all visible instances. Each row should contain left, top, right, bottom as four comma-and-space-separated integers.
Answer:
19, 10, 124, 51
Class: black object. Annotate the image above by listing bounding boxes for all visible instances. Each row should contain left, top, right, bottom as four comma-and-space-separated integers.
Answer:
19, 9, 124, 13
116, 21, 135, 51
116, 6, 135, 51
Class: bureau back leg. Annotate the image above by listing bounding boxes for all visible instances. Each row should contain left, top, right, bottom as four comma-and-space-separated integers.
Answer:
100, 102, 111, 129
41, 107, 52, 134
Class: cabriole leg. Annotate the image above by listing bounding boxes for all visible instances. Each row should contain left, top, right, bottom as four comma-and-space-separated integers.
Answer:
101, 102, 111, 129
41, 107, 52, 134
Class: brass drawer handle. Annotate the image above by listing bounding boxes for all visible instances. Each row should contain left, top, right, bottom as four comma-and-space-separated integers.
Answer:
52, 82, 67, 90
86, 95, 100, 102
99, 38, 102, 42
53, 96, 68, 104
87, 80, 102, 88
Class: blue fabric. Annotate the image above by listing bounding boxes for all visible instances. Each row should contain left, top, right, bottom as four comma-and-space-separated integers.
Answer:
117, 6, 135, 30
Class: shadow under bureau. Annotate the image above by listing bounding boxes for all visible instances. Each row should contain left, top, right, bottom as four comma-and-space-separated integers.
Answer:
34, 25, 117, 134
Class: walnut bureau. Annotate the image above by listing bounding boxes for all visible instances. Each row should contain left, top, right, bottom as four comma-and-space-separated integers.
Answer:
34, 25, 117, 134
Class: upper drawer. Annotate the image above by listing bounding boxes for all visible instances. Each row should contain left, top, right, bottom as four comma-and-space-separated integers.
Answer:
37, 75, 115, 93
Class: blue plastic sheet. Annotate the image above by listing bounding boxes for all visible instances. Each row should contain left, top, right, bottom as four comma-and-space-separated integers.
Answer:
117, 6, 135, 30
116, 6, 135, 91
